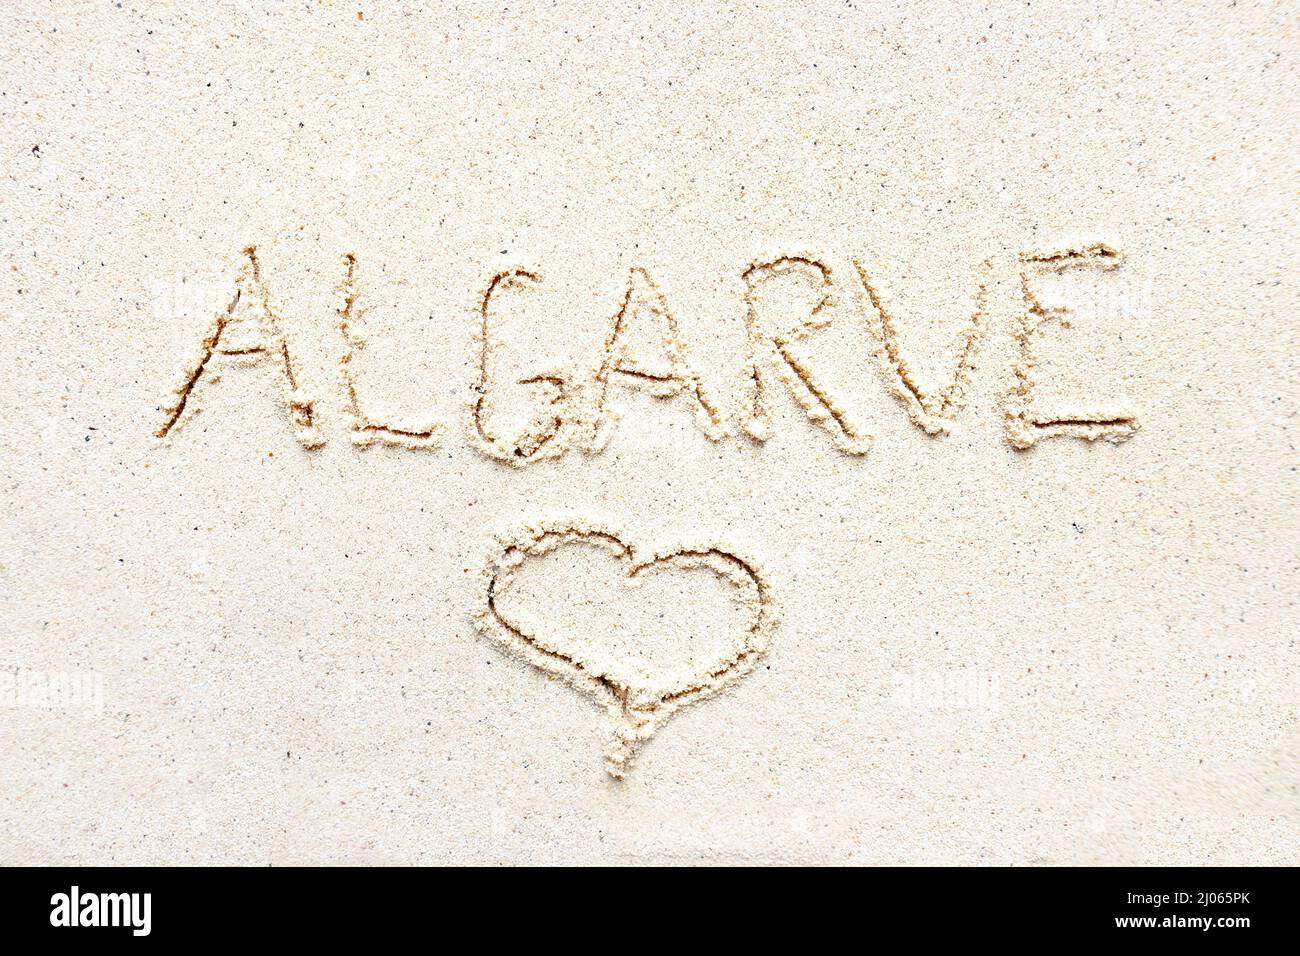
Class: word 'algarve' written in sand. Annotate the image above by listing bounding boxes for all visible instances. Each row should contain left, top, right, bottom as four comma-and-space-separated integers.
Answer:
154, 241, 1140, 457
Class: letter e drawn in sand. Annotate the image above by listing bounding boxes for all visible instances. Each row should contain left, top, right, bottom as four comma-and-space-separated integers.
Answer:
476, 520, 775, 778
1004, 241, 1140, 448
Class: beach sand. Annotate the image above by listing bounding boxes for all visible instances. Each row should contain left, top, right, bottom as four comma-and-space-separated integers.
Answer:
1, 1, 1295, 864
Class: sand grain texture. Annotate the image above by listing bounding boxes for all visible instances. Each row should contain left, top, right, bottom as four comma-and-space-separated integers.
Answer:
1, 1, 1296, 864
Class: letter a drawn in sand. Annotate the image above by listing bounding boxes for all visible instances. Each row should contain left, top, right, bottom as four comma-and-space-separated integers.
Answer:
155, 246, 322, 448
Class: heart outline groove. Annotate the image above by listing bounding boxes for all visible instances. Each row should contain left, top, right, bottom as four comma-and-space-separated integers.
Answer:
476, 518, 776, 778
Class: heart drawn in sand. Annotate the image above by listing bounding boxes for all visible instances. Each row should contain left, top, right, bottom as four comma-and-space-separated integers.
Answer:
476, 519, 775, 777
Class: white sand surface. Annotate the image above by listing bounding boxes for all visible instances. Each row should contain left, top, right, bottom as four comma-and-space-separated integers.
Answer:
1, 1, 1295, 864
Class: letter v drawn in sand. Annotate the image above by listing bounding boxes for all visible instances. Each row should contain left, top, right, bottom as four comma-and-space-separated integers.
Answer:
476, 520, 775, 777
855, 258, 991, 435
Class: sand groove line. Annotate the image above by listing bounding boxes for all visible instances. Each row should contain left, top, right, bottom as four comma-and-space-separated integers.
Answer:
156, 246, 321, 446
156, 247, 1139, 454
477, 521, 774, 777
1004, 241, 1139, 448
853, 258, 991, 436
336, 253, 441, 449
